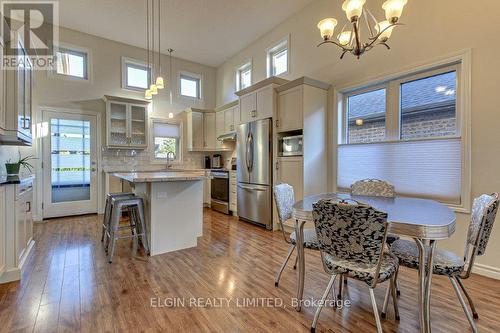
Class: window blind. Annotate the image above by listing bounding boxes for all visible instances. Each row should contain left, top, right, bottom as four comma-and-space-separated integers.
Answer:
337, 138, 462, 204
153, 122, 180, 138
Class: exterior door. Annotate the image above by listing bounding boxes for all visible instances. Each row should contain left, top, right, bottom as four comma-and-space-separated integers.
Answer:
42, 110, 98, 218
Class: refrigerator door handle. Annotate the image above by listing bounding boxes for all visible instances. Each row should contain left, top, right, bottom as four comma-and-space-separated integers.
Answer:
245, 131, 251, 172
237, 184, 267, 192
248, 131, 254, 172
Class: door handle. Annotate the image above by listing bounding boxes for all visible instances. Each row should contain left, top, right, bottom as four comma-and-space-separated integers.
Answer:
237, 184, 266, 192
26, 201, 31, 213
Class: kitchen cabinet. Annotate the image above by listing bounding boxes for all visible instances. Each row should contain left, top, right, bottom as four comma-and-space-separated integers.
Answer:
238, 86, 274, 124
104, 95, 149, 149
1, 33, 33, 145
15, 181, 33, 265
277, 85, 303, 132
275, 157, 304, 202
0, 36, 5, 133
229, 170, 237, 215
204, 171, 211, 207
215, 111, 225, 149
186, 108, 220, 151
224, 107, 235, 133
0, 187, 5, 277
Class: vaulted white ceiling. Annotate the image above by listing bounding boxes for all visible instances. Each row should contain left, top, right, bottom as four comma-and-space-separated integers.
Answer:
56, 0, 314, 67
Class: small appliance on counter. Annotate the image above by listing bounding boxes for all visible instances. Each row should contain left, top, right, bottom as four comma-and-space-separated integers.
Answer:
230, 157, 237, 170
212, 154, 222, 169
204, 156, 211, 169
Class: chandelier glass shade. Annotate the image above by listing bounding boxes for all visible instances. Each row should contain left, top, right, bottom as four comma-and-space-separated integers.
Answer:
317, 0, 407, 59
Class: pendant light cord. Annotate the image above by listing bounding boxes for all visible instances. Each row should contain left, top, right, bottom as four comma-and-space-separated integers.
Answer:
158, 0, 161, 75
146, 0, 150, 85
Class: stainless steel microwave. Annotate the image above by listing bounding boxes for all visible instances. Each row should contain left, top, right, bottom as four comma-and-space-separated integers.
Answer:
279, 134, 303, 156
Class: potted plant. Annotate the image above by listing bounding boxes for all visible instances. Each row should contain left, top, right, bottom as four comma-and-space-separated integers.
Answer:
5, 154, 35, 175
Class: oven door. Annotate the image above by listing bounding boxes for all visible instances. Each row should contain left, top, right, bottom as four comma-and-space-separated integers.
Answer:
211, 174, 229, 202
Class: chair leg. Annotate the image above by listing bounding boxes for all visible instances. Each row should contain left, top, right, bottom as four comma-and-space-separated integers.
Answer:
311, 274, 337, 333
107, 205, 120, 263
293, 253, 298, 270
381, 281, 391, 318
337, 275, 343, 299
390, 276, 400, 320
275, 245, 296, 287
456, 277, 479, 319
136, 200, 150, 255
101, 197, 110, 242
396, 279, 401, 296
450, 276, 479, 333
369, 288, 383, 333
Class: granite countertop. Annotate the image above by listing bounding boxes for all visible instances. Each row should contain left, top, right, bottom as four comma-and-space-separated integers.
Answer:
113, 171, 207, 183
0, 174, 35, 186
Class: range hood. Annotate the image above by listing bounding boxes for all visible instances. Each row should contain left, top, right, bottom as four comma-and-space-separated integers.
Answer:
217, 132, 236, 142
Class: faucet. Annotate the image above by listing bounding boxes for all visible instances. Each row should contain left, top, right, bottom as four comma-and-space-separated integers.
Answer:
166, 151, 176, 169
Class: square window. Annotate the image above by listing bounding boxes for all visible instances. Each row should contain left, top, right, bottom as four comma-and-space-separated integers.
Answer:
180, 74, 201, 99
400, 71, 457, 139
347, 89, 386, 144
154, 137, 179, 159
124, 62, 150, 90
55, 48, 88, 79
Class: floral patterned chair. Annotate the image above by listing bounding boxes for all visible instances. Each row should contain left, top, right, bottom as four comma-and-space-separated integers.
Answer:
385, 193, 499, 332
310, 199, 399, 333
273, 183, 319, 287
349, 179, 401, 295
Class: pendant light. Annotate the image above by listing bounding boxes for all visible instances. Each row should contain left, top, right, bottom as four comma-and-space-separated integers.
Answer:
155, 0, 164, 89
149, 1, 158, 95
144, 0, 152, 100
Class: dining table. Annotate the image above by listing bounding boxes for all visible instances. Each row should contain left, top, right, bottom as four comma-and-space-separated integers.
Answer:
292, 192, 456, 333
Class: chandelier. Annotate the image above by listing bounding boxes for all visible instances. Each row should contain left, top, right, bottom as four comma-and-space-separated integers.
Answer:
317, 0, 407, 59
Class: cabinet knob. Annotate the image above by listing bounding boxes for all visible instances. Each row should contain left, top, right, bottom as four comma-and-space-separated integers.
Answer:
275, 119, 279, 128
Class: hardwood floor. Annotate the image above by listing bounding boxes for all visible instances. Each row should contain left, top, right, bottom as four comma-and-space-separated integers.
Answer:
0, 209, 499, 333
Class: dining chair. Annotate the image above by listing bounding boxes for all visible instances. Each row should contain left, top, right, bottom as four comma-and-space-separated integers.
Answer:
273, 183, 320, 287
311, 199, 399, 333
385, 193, 499, 333
349, 179, 401, 295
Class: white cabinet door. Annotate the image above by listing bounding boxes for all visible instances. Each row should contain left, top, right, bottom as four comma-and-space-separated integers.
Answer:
224, 107, 234, 133
204, 173, 211, 205
130, 104, 147, 147
215, 111, 225, 149
188, 111, 204, 150
107, 102, 128, 146
278, 86, 303, 132
276, 157, 304, 201
204, 112, 216, 150
256, 86, 274, 120
15, 198, 25, 263
232, 105, 240, 129
0, 39, 5, 131
239, 92, 256, 124
0, 187, 5, 274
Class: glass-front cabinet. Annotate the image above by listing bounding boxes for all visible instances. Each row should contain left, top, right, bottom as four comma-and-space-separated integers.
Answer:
104, 95, 149, 149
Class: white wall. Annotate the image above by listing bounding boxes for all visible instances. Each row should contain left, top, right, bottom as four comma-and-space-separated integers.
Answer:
216, 0, 500, 277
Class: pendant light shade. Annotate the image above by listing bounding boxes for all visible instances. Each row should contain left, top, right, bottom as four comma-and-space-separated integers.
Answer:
150, 83, 158, 95
145, 89, 153, 100
156, 76, 164, 89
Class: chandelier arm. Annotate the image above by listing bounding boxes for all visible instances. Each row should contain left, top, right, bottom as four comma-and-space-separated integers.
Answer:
317, 40, 351, 52
340, 50, 349, 59
368, 22, 404, 41
378, 42, 391, 50
364, 10, 375, 38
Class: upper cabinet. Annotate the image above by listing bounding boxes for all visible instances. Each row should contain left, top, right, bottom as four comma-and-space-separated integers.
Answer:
1, 32, 33, 146
104, 95, 149, 149
277, 85, 303, 132
236, 77, 288, 125
186, 108, 222, 151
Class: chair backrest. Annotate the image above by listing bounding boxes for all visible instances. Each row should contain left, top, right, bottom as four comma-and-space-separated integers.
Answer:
351, 179, 395, 198
312, 199, 388, 266
464, 193, 500, 270
273, 183, 295, 240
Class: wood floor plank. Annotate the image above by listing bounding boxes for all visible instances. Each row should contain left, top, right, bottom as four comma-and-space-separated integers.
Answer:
0, 210, 499, 333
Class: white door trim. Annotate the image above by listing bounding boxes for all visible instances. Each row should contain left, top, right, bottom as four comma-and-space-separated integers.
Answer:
39, 107, 102, 218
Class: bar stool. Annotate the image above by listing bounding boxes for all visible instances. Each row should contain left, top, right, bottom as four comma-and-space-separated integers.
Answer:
101, 192, 135, 250
107, 196, 150, 263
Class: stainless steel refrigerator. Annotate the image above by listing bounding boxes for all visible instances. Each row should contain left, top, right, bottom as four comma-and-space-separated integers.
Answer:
237, 118, 272, 230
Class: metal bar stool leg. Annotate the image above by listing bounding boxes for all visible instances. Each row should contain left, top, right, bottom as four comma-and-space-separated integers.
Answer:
136, 198, 150, 255
450, 276, 479, 333
102, 196, 110, 243
107, 201, 121, 263
456, 277, 479, 319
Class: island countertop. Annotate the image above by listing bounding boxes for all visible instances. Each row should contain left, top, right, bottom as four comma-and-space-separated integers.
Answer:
113, 171, 206, 183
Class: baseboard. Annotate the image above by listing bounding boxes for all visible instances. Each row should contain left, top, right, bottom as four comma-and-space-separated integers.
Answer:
0, 267, 21, 284
472, 263, 500, 280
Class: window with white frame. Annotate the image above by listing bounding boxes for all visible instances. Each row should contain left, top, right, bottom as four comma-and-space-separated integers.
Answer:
180, 73, 201, 99
236, 62, 252, 91
122, 58, 151, 90
55, 47, 88, 79
267, 37, 289, 77
152, 120, 181, 162
337, 63, 466, 206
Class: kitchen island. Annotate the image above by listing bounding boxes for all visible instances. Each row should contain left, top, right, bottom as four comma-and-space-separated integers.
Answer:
112, 171, 206, 256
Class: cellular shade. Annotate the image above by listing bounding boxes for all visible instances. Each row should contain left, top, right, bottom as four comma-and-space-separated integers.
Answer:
337, 138, 461, 204
153, 122, 180, 138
